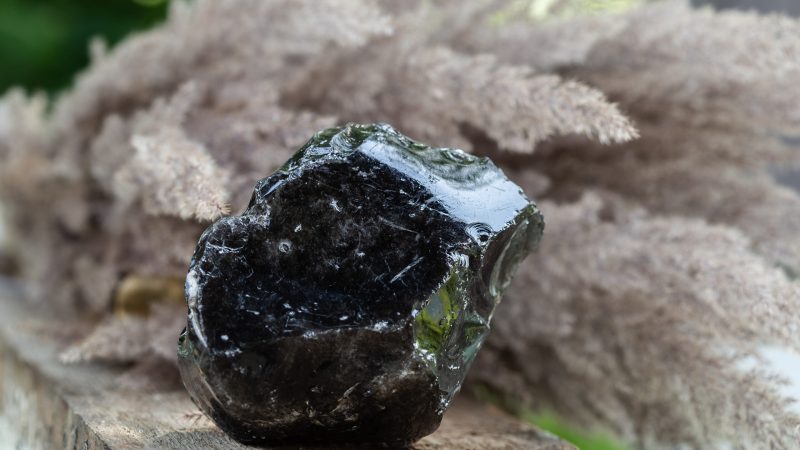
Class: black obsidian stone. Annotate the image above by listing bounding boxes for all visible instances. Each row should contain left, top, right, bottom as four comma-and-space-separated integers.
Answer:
178, 123, 543, 446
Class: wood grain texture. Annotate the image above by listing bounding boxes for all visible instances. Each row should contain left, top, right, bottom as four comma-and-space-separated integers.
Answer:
0, 281, 572, 449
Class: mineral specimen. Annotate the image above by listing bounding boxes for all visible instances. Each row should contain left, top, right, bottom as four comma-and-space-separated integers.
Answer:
178, 123, 544, 445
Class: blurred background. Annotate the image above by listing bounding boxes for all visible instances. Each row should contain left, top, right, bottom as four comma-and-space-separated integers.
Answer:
0, 1, 797, 450
0, 0, 168, 94
1, 0, 797, 97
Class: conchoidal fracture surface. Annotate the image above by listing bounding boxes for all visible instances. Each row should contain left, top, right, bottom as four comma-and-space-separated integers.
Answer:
179, 124, 543, 444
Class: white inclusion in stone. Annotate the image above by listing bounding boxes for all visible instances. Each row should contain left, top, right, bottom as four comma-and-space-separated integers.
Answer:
371, 320, 389, 331
294, 224, 302, 232
278, 239, 292, 253
185, 270, 208, 348
221, 334, 229, 341
186, 270, 200, 304
224, 348, 242, 357
330, 199, 342, 212
339, 315, 349, 321
356, 250, 365, 258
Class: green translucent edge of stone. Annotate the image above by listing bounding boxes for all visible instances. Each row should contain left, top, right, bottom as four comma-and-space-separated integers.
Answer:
413, 206, 544, 412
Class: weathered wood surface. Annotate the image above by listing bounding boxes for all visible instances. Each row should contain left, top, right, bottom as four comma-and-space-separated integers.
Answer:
0, 281, 572, 449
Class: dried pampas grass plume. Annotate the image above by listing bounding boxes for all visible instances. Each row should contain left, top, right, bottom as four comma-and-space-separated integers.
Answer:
475, 193, 800, 448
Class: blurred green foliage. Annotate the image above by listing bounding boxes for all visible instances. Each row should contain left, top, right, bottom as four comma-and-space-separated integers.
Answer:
526, 411, 628, 450
0, 0, 169, 94
471, 385, 628, 450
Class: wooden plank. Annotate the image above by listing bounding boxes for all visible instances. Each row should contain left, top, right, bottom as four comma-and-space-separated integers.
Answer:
0, 281, 572, 449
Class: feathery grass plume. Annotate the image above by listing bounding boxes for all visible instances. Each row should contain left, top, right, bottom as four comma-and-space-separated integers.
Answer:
284, 41, 637, 152
0, 0, 798, 448
120, 131, 231, 221
452, 4, 800, 444
97, 82, 231, 221
0, 0, 367, 312
485, 0, 800, 276
568, 1, 800, 130
473, 194, 800, 448
541, 157, 800, 274
50, 0, 391, 150
444, 3, 630, 72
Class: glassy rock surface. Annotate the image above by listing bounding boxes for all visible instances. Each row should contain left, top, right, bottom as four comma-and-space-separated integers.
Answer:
178, 123, 544, 446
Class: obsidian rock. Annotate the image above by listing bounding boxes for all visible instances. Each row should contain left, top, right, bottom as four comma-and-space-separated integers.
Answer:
178, 123, 543, 446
